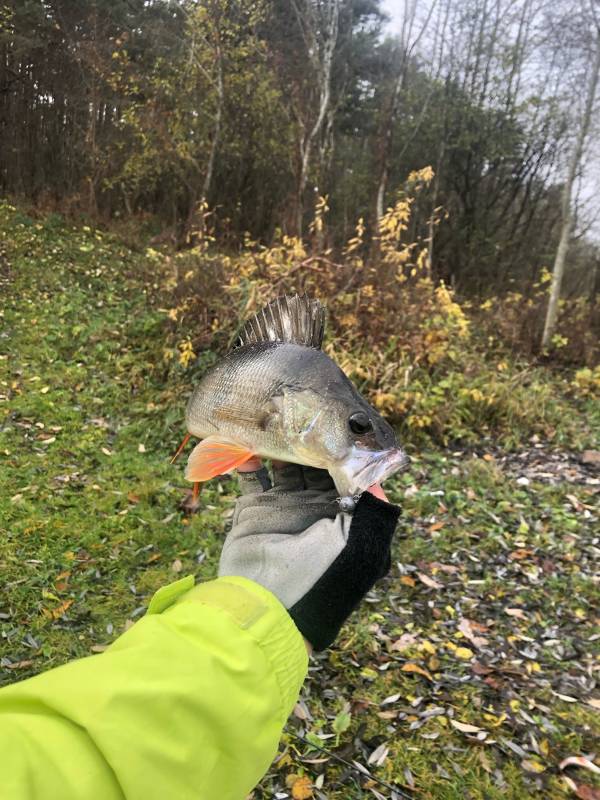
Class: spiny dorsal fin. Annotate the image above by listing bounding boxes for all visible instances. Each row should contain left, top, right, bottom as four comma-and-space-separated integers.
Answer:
236, 294, 326, 350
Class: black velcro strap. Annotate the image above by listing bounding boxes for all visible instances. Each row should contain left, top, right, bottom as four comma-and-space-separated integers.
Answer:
288, 492, 400, 651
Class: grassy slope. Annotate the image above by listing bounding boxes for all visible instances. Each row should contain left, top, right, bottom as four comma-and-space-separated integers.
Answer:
1, 206, 598, 799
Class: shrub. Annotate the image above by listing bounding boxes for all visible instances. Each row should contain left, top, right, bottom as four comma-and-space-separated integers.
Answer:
150, 177, 598, 449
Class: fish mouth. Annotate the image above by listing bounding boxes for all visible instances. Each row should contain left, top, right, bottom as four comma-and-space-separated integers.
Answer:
331, 446, 411, 496
354, 448, 411, 488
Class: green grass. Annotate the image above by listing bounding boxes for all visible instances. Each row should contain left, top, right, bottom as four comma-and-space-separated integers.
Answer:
1, 203, 598, 799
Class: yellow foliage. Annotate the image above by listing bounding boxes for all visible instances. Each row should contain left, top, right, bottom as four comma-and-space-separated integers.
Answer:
572, 366, 600, 396
178, 338, 196, 368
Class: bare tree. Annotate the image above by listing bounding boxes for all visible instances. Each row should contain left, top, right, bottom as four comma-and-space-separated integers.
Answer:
542, 2, 600, 349
289, 0, 340, 236
374, 0, 438, 224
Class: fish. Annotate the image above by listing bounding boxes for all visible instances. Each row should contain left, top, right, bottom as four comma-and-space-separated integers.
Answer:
178, 294, 410, 497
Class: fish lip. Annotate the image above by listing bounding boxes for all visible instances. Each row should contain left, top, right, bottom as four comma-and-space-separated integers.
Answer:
350, 447, 411, 491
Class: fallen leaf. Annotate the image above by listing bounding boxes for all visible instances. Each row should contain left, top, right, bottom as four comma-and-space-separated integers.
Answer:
509, 549, 534, 560
559, 756, 600, 775
44, 599, 73, 620
5, 659, 33, 669
101, 447, 112, 456
554, 692, 578, 703
401, 662, 433, 681
505, 607, 527, 620
138, 443, 146, 453
454, 646, 474, 660
450, 720, 482, 734
171, 558, 183, 573
400, 575, 416, 587
458, 618, 489, 648
90, 644, 107, 653
430, 562, 460, 574
428, 521, 445, 533
521, 759, 545, 773
291, 775, 313, 799
587, 699, 600, 711
417, 572, 443, 589
575, 785, 600, 800
368, 743, 389, 766
479, 750, 493, 773
390, 633, 416, 652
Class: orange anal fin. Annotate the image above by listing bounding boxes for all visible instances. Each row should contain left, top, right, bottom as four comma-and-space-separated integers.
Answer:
184, 437, 255, 482
170, 432, 191, 464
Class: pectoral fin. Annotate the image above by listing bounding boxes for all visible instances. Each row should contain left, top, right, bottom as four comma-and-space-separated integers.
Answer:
184, 436, 255, 482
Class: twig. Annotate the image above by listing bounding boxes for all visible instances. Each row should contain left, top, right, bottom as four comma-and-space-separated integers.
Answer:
288, 730, 414, 799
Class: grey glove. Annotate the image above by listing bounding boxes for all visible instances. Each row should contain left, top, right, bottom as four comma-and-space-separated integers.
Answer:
219, 463, 401, 650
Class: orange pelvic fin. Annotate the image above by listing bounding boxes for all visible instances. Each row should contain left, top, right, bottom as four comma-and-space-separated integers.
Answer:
184, 437, 255, 482
170, 432, 191, 464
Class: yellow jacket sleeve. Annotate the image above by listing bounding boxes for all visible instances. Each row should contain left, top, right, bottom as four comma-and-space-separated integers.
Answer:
0, 576, 308, 800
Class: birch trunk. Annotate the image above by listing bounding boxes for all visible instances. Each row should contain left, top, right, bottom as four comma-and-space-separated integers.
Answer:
292, 0, 340, 237
541, 37, 600, 349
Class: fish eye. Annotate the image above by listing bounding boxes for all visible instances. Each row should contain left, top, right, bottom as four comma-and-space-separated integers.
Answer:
348, 411, 373, 435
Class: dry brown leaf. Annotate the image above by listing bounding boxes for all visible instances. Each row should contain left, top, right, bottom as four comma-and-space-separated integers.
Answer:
428, 521, 445, 533
46, 599, 73, 619
575, 785, 600, 800
390, 633, 416, 652
401, 662, 434, 681
586, 698, 600, 711
505, 607, 527, 620
417, 572, 443, 590
509, 549, 534, 560
458, 618, 489, 648
559, 756, 600, 775
450, 719, 482, 734
400, 575, 416, 587
430, 562, 460, 574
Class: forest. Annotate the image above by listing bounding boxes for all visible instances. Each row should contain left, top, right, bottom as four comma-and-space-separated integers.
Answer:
1, 2, 599, 799
1, 0, 599, 356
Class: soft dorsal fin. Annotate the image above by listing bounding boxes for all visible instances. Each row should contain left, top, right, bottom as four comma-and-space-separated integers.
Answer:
236, 294, 326, 350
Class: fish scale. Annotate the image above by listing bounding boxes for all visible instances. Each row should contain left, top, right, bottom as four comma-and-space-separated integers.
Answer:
187, 343, 320, 456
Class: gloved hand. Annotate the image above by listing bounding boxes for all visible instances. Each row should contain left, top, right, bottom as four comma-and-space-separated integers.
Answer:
218, 461, 401, 651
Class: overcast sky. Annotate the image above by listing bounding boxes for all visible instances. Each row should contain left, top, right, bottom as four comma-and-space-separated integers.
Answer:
378, 0, 600, 241
381, 0, 402, 34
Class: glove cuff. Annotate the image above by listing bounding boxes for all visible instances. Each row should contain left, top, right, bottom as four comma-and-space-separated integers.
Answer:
288, 492, 400, 651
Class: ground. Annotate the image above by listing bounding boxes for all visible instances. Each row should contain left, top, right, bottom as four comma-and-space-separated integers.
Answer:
0, 207, 598, 799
